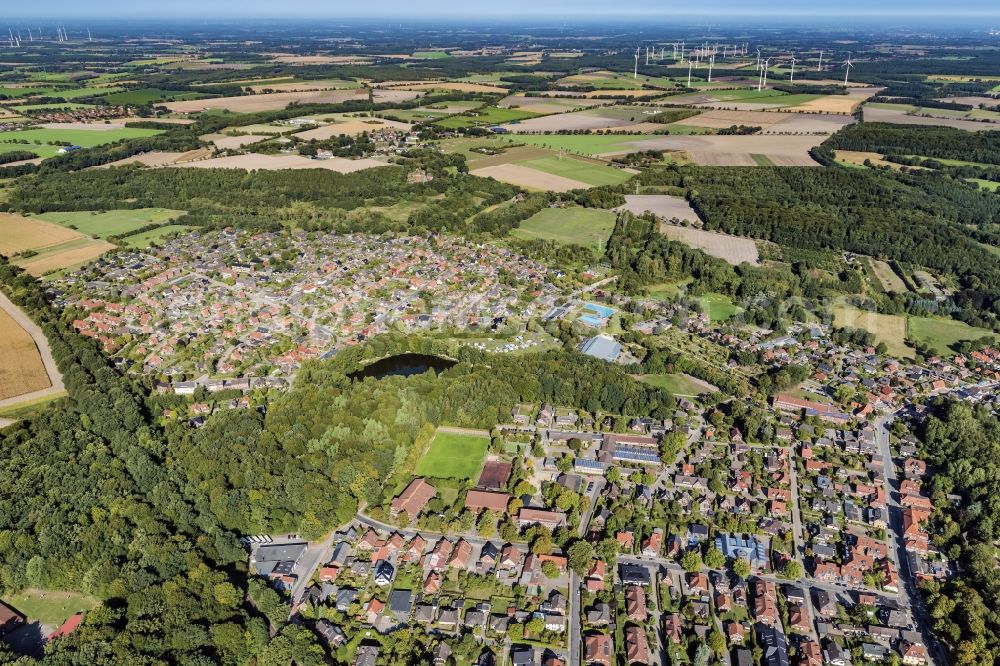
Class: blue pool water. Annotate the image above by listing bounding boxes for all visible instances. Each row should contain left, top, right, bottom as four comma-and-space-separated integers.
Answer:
584, 302, 614, 318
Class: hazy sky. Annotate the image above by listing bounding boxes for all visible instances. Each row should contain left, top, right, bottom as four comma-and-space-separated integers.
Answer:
10, 0, 1000, 19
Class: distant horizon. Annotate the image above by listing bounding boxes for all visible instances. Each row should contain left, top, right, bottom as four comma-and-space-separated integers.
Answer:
6, 0, 1000, 23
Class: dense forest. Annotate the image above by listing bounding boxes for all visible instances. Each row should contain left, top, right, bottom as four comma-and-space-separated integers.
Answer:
916, 401, 1000, 666
825, 123, 1000, 166
661, 164, 1000, 324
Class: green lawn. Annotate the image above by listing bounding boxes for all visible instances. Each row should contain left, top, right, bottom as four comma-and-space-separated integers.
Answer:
414, 430, 489, 482
637, 373, 717, 396
121, 225, 196, 248
970, 179, 1000, 192
698, 293, 740, 322
4, 589, 98, 626
512, 206, 617, 247
0, 127, 163, 158
518, 156, 632, 187
513, 134, 641, 156
907, 316, 996, 355
33, 208, 184, 238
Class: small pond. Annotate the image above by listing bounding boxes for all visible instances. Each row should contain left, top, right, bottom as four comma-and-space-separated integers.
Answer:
348, 353, 456, 380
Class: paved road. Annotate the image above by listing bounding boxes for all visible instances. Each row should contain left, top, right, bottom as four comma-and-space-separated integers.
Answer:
875, 415, 949, 666
0, 290, 65, 409
567, 571, 581, 666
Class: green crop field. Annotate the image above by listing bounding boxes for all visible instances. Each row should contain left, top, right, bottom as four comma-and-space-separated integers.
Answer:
519, 156, 632, 186
698, 293, 740, 322
752, 154, 776, 166
121, 225, 196, 248
49, 86, 125, 100
412, 50, 450, 59
512, 206, 617, 246
33, 208, 184, 238
0, 127, 163, 157
101, 88, 210, 105
907, 316, 996, 355
414, 430, 488, 481
434, 107, 538, 129
11, 102, 95, 113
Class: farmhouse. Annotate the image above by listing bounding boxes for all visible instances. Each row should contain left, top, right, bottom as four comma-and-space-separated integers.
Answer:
391, 478, 436, 517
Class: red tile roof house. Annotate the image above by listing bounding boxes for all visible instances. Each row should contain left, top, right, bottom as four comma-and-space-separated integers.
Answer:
0, 602, 25, 637
48, 613, 84, 642
517, 508, 567, 530
465, 490, 512, 514
625, 625, 650, 665
626, 585, 648, 621
584, 632, 613, 666
391, 478, 436, 518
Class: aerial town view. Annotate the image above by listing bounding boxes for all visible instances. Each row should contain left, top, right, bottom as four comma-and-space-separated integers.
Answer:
0, 0, 999, 664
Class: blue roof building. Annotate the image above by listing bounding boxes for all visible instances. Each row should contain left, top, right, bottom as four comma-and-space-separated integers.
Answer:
715, 532, 767, 566
580, 334, 621, 362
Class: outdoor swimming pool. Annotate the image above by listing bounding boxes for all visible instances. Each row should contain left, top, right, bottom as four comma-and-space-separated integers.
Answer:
584, 302, 615, 318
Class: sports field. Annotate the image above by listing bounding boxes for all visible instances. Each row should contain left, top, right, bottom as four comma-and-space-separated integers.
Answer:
414, 430, 489, 482
33, 208, 184, 238
512, 207, 617, 246
0, 127, 163, 158
0, 308, 50, 401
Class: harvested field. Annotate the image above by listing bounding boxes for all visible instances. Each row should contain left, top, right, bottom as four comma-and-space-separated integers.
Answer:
170, 153, 388, 173
293, 117, 410, 140
617, 195, 700, 224
0, 213, 82, 255
502, 108, 645, 133
201, 133, 270, 149
869, 258, 909, 293
98, 148, 212, 168
862, 105, 996, 131
676, 109, 854, 134
264, 54, 371, 65
15, 238, 115, 276
246, 79, 358, 92
790, 87, 878, 114
466, 146, 553, 168
935, 96, 1000, 107
163, 88, 419, 114
38, 121, 129, 130
660, 224, 760, 265
0, 307, 51, 401
470, 163, 590, 192
603, 134, 821, 166
500, 95, 606, 114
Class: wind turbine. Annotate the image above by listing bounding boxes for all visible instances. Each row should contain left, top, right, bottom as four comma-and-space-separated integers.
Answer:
755, 48, 761, 68
88, 27, 93, 41
817, 49, 824, 72
645, 46, 650, 65
843, 56, 853, 86
672, 42, 677, 58
688, 59, 693, 87
708, 53, 715, 82
634, 47, 639, 79
789, 56, 797, 82
762, 58, 771, 87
